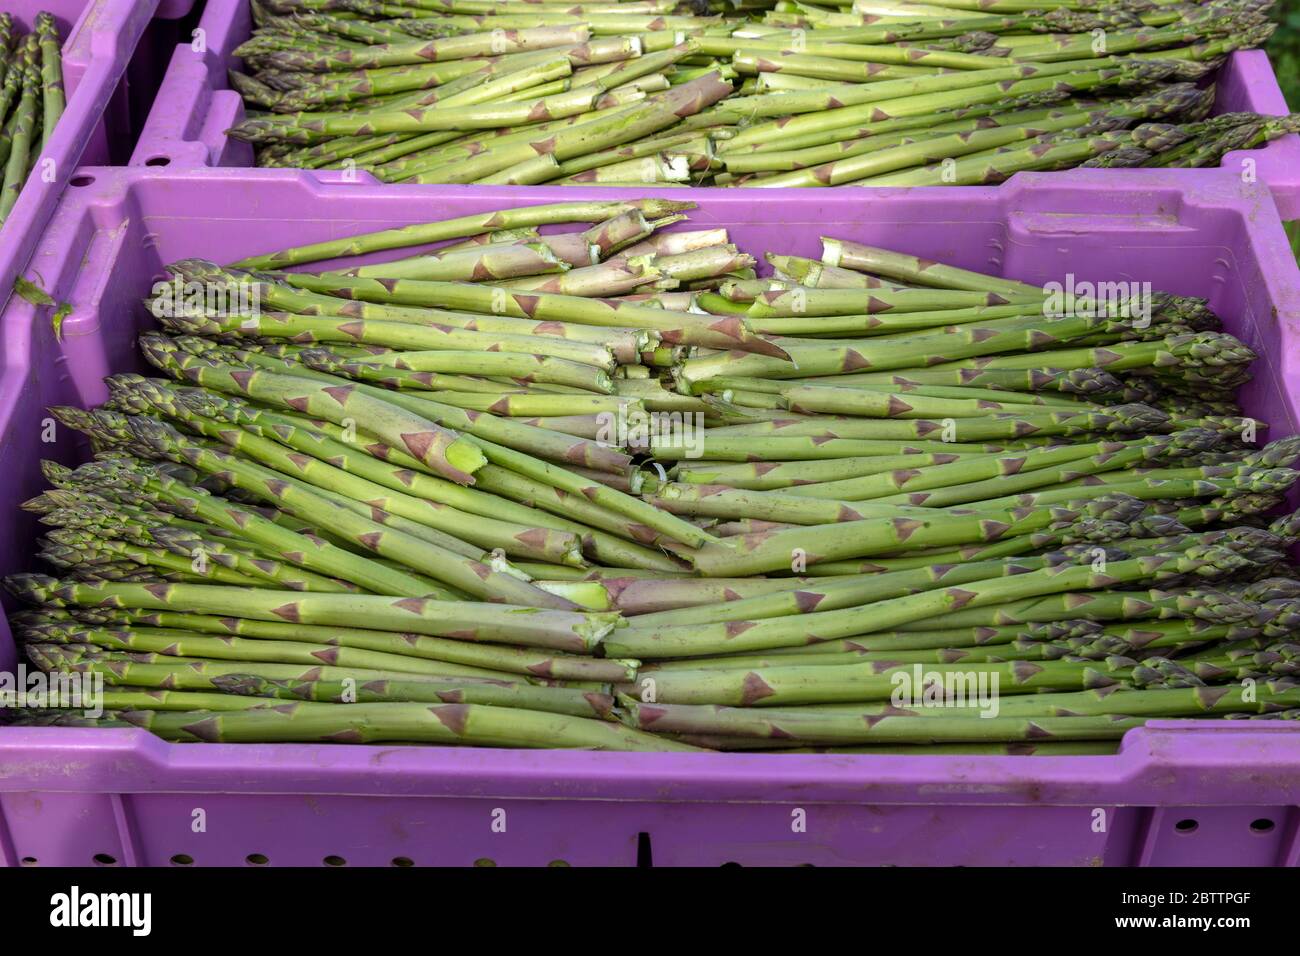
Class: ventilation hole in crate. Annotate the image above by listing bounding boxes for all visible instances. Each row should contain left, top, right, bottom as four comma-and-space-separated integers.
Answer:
20, 857, 37, 867
1174, 819, 1199, 834
144, 156, 171, 167
474, 858, 497, 867
70, 174, 95, 188
93, 853, 118, 866
246, 853, 269, 866
323, 855, 347, 867
170, 854, 194, 866
391, 857, 414, 867
547, 860, 571, 867
1250, 818, 1275, 833
636, 832, 653, 868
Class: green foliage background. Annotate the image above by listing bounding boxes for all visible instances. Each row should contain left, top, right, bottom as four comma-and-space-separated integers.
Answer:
1268, 0, 1300, 109
1267, 1, 1299, 250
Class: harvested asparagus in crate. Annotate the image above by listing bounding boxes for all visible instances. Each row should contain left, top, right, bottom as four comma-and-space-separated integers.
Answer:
7, 198, 1300, 753
219, 0, 1300, 186
0, 11, 65, 224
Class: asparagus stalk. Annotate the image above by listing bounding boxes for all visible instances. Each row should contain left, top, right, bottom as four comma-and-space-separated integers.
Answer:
107, 376, 678, 572
0, 35, 38, 224
21, 622, 518, 681
121, 413, 581, 608
623, 701, 1144, 741
211, 674, 617, 719
35, 606, 637, 682
233, 199, 694, 268
8, 575, 618, 653
55, 455, 449, 598
35, 12, 63, 150
112, 700, 703, 751
607, 544, 1250, 656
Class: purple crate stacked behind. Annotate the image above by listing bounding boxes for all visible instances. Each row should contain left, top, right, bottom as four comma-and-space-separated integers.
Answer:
129, 0, 255, 170
154, 0, 192, 16
128, 0, 1300, 218
123, 2, 204, 152
0, 0, 163, 317
1, 168, 1300, 867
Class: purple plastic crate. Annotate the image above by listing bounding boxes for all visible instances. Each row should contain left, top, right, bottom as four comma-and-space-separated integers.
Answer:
154, 0, 193, 17
123, 3, 204, 151
0, 0, 167, 318
128, 0, 1300, 218
2, 168, 1300, 867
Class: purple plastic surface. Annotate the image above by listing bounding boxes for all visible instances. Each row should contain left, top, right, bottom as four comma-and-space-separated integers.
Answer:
154, 0, 192, 17
124, 5, 205, 151
130, 0, 255, 170
0, 0, 162, 318
2, 168, 1300, 866
1214, 49, 1300, 218
129, 0, 1300, 218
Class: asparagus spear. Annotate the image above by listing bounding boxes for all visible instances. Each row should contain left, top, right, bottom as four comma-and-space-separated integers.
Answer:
608, 544, 1251, 656
119, 413, 581, 608
21, 622, 519, 681
33, 606, 637, 682
233, 199, 694, 268
103, 384, 589, 567
0, 35, 38, 224
8, 575, 618, 653
111, 700, 703, 751
35, 12, 63, 150
54, 455, 448, 597
623, 701, 1144, 742
211, 674, 617, 719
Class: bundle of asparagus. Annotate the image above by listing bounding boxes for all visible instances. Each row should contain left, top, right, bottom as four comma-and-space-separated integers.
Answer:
0, 12, 64, 225
218, 0, 1300, 187
7, 199, 1300, 754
